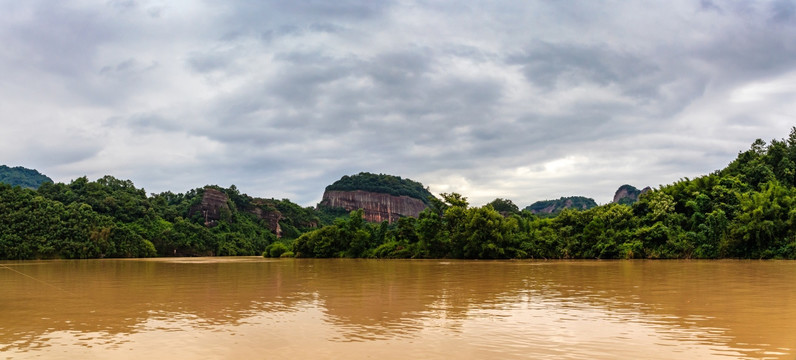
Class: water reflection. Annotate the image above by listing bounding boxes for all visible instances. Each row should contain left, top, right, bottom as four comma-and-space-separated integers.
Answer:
1, 258, 794, 359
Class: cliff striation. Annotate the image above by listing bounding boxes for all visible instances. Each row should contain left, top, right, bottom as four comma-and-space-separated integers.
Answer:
250, 199, 283, 238
319, 190, 427, 223
190, 188, 230, 227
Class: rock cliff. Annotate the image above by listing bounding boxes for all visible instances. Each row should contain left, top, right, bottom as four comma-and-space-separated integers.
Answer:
612, 185, 651, 205
319, 190, 427, 223
190, 188, 230, 227
250, 199, 283, 238
190, 187, 283, 237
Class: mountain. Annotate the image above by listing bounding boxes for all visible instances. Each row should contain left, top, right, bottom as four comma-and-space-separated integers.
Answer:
318, 172, 431, 223
0, 165, 52, 189
612, 184, 651, 205
188, 186, 321, 240
525, 196, 598, 215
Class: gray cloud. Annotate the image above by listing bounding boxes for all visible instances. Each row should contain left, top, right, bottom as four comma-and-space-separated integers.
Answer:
770, 0, 796, 23
509, 43, 660, 93
2, 0, 796, 206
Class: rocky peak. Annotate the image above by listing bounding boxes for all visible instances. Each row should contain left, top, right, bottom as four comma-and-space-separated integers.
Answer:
190, 187, 283, 237
612, 185, 651, 205
319, 190, 427, 223
319, 173, 432, 223
190, 188, 230, 227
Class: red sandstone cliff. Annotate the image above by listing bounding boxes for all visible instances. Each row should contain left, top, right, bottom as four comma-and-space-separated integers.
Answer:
190, 188, 230, 227
319, 190, 427, 223
250, 199, 283, 238
190, 187, 283, 237
612, 185, 652, 205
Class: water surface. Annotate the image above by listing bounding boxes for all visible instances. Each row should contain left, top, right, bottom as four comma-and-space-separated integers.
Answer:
1, 258, 794, 359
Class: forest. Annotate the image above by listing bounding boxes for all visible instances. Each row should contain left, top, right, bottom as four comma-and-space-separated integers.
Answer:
286, 128, 796, 260
2, 128, 796, 260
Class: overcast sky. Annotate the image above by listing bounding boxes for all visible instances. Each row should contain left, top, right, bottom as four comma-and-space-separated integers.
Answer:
2, 0, 795, 207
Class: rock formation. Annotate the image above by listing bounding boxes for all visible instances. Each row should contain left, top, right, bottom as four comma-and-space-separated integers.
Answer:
612, 185, 651, 205
250, 199, 283, 238
190, 188, 230, 227
190, 187, 283, 237
319, 190, 427, 223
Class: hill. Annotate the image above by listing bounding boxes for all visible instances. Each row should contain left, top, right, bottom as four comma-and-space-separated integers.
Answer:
525, 196, 598, 215
612, 185, 651, 205
0, 165, 52, 189
319, 172, 432, 223
324, 172, 433, 204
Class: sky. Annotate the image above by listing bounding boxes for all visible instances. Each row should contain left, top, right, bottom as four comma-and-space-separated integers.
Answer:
2, 0, 795, 207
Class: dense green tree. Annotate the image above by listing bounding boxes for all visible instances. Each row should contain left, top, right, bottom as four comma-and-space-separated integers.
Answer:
487, 198, 520, 214
5, 127, 796, 260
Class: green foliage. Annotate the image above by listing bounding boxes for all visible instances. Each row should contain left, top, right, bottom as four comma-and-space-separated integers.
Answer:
264, 242, 290, 258
1, 176, 279, 259
325, 172, 434, 204
5, 128, 796, 260
487, 198, 520, 214
273, 198, 321, 236
293, 210, 373, 258
0, 165, 53, 189
314, 204, 351, 226
287, 127, 796, 260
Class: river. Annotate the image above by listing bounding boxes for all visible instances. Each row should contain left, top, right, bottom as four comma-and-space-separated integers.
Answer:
1, 258, 794, 359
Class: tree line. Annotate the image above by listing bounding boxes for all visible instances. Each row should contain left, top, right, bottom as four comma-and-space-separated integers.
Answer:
286, 128, 796, 260
3, 128, 796, 260
0, 178, 304, 259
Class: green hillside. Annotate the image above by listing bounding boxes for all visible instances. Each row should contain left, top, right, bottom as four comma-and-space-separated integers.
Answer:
292, 127, 796, 259
0, 165, 52, 189
525, 196, 598, 215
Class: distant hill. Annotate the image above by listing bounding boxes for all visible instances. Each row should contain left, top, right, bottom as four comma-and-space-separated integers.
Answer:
612, 184, 651, 205
324, 172, 433, 204
525, 196, 597, 215
320, 172, 432, 223
0, 165, 52, 189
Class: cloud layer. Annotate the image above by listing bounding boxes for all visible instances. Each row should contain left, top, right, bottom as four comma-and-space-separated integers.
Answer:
2, 0, 795, 206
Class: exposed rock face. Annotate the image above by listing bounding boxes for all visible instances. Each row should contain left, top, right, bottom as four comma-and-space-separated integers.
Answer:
319, 190, 427, 223
190, 187, 283, 237
251, 200, 283, 238
612, 185, 651, 205
190, 188, 230, 227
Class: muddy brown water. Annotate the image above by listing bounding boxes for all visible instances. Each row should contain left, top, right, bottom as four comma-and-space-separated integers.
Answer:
1, 258, 794, 359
